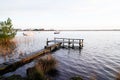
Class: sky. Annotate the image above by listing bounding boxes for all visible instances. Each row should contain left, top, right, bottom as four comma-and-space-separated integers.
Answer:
0, 0, 120, 30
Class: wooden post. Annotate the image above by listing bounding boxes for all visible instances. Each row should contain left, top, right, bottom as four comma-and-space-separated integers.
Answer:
72, 39, 74, 48
46, 38, 48, 46
50, 47, 51, 51
68, 39, 70, 48
79, 39, 81, 49
63, 38, 64, 47
81, 39, 83, 47
54, 37, 56, 43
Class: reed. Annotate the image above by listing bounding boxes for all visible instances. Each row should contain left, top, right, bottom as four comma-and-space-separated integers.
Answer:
0, 39, 16, 56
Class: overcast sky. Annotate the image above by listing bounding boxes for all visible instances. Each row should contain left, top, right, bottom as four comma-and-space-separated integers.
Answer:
0, 0, 120, 29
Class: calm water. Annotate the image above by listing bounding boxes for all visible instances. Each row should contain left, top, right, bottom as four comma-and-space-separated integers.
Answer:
2, 31, 120, 80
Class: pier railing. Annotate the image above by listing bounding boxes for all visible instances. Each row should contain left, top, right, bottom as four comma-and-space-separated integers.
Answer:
46, 37, 84, 48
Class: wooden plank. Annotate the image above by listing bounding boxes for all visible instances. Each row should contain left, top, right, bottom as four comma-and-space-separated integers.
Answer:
49, 40, 81, 44
55, 37, 84, 40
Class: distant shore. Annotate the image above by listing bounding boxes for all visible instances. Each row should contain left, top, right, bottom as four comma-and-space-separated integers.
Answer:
59, 29, 120, 31
16, 29, 120, 31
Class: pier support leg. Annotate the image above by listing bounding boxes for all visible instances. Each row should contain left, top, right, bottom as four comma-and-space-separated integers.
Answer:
54, 38, 56, 44
72, 39, 74, 48
68, 39, 70, 48
79, 39, 84, 49
79, 40, 82, 49
62, 39, 64, 48
81, 39, 83, 47
79, 39, 83, 47
46, 38, 48, 46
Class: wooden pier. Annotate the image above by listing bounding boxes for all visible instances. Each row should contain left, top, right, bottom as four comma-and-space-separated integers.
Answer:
0, 37, 84, 75
46, 38, 84, 48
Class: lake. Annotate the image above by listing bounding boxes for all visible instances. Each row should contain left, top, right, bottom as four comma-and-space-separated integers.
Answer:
2, 31, 120, 80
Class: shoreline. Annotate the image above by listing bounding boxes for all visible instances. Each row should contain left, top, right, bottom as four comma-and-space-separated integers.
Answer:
17, 29, 120, 31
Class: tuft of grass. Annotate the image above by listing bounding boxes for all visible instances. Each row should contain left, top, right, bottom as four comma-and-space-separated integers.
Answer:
27, 67, 46, 80
35, 55, 57, 74
27, 54, 57, 80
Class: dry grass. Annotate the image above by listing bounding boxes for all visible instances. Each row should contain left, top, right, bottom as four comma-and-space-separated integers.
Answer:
0, 37, 33, 57
35, 54, 57, 74
0, 39, 16, 56
27, 54, 57, 80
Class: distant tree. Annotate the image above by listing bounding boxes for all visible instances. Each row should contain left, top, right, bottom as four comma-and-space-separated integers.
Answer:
0, 18, 17, 39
